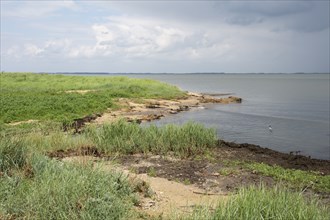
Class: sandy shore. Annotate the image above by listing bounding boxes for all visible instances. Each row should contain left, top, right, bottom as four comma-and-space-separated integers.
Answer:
94, 92, 242, 124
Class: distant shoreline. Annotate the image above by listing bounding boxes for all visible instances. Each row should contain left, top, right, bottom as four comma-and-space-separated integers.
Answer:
6, 72, 329, 75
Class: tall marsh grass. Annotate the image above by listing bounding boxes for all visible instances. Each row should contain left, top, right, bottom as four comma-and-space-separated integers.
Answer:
0, 153, 137, 219
0, 138, 28, 173
181, 185, 329, 220
86, 120, 218, 157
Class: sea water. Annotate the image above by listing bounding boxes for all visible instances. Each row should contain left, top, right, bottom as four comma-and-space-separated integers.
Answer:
117, 73, 329, 160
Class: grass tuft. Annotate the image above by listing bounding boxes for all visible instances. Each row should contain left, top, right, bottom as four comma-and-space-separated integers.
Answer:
181, 185, 329, 220
0, 154, 137, 219
86, 120, 218, 158
0, 138, 28, 173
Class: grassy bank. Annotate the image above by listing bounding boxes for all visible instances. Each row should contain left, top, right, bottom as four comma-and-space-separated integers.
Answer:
0, 73, 185, 123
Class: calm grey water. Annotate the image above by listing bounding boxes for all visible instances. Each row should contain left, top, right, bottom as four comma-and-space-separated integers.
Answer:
107, 73, 329, 160
74, 73, 329, 160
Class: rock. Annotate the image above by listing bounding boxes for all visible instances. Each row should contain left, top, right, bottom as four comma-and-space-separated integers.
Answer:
187, 92, 203, 97
179, 105, 189, 111
146, 104, 160, 109
228, 96, 242, 103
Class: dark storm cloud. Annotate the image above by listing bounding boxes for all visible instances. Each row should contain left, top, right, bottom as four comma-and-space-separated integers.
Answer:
218, 1, 328, 32
225, 16, 264, 26
224, 1, 314, 17
108, 1, 329, 32
284, 2, 329, 32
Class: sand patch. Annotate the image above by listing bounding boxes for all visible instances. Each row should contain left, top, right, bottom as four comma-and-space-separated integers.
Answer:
62, 156, 225, 218
64, 89, 96, 94
93, 93, 242, 124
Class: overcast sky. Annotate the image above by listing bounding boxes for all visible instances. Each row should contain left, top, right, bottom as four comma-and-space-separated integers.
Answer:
1, 0, 329, 73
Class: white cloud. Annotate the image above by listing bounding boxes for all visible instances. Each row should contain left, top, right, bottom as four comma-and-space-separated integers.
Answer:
68, 45, 97, 58
2, 14, 266, 64
44, 39, 72, 54
67, 16, 226, 59
24, 44, 44, 56
7, 39, 72, 58
6, 46, 20, 58
63, 16, 193, 58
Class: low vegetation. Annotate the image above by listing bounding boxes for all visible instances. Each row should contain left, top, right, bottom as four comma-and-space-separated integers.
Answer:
245, 162, 330, 193
221, 160, 330, 193
0, 72, 185, 124
182, 185, 329, 220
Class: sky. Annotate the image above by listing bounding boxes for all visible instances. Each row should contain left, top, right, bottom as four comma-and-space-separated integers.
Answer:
1, 0, 329, 73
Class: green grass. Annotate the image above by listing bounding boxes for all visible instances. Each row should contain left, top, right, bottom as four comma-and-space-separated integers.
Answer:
0, 138, 28, 173
1, 120, 217, 158
245, 162, 330, 193
180, 185, 329, 220
86, 120, 218, 158
222, 160, 330, 193
0, 72, 186, 123
218, 167, 239, 176
147, 167, 157, 177
0, 139, 137, 219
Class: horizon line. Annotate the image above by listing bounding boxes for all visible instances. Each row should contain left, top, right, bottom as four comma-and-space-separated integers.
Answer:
2, 71, 330, 75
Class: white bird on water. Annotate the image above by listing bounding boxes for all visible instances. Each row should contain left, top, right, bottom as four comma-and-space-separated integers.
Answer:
269, 125, 273, 132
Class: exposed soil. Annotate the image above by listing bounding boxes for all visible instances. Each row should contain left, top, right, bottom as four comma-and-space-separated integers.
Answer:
64, 93, 242, 133
217, 140, 330, 175
49, 141, 330, 175
62, 156, 225, 217
64, 89, 96, 94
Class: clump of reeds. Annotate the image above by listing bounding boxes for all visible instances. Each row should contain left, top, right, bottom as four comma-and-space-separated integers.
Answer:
0, 153, 137, 219
0, 138, 28, 173
86, 120, 218, 158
